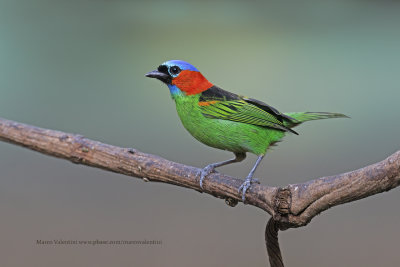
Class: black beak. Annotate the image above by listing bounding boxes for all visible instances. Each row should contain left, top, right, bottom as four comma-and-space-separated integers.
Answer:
145, 70, 171, 84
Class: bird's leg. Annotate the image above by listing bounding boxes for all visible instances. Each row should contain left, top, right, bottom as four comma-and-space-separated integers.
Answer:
238, 155, 265, 202
199, 152, 246, 189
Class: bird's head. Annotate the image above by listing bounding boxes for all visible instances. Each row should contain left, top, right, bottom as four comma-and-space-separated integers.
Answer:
145, 60, 213, 96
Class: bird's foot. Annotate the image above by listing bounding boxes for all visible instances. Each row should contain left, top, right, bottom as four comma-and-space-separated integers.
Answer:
198, 164, 217, 189
238, 177, 260, 202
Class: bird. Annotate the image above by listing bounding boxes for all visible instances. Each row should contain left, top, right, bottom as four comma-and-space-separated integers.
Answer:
145, 60, 348, 202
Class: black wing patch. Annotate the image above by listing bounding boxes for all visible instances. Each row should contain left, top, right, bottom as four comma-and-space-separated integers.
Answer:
199, 85, 240, 102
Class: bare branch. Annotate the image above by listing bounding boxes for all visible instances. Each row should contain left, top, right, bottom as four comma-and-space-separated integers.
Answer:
1, 117, 399, 267
0, 117, 277, 214
0, 117, 399, 225
277, 150, 400, 228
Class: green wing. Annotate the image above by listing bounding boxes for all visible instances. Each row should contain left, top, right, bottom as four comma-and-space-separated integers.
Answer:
199, 86, 298, 134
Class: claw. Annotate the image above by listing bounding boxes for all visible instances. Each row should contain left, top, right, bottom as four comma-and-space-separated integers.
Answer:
198, 165, 216, 189
196, 154, 246, 190
238, 177, 259, 202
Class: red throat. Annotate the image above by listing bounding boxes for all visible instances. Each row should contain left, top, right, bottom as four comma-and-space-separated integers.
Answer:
172, 70, 213, 95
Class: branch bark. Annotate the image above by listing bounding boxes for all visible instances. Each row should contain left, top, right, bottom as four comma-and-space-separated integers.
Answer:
266, 217, 284, 267
1, 117, 399, 266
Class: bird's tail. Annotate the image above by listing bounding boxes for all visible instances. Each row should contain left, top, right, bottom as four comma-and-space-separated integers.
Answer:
283, 112, 349, 128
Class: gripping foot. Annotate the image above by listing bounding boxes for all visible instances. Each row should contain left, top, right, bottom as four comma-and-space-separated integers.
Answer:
238, 177, 260, 202
198, 164, 217, 189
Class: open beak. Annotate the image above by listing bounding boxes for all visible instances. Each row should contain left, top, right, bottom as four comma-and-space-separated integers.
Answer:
145, 70, 171, 84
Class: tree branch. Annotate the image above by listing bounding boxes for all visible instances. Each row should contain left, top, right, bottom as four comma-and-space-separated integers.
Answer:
1, 117, 399, 266
0, 117, 277, 213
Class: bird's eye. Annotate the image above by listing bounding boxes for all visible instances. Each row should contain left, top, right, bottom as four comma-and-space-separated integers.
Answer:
169, 66, 181, 76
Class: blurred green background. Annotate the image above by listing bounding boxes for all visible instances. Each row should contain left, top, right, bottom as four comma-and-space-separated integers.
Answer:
0, 1, 399, 266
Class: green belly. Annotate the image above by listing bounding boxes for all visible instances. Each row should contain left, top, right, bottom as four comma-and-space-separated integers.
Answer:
174, 95, 285, 155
